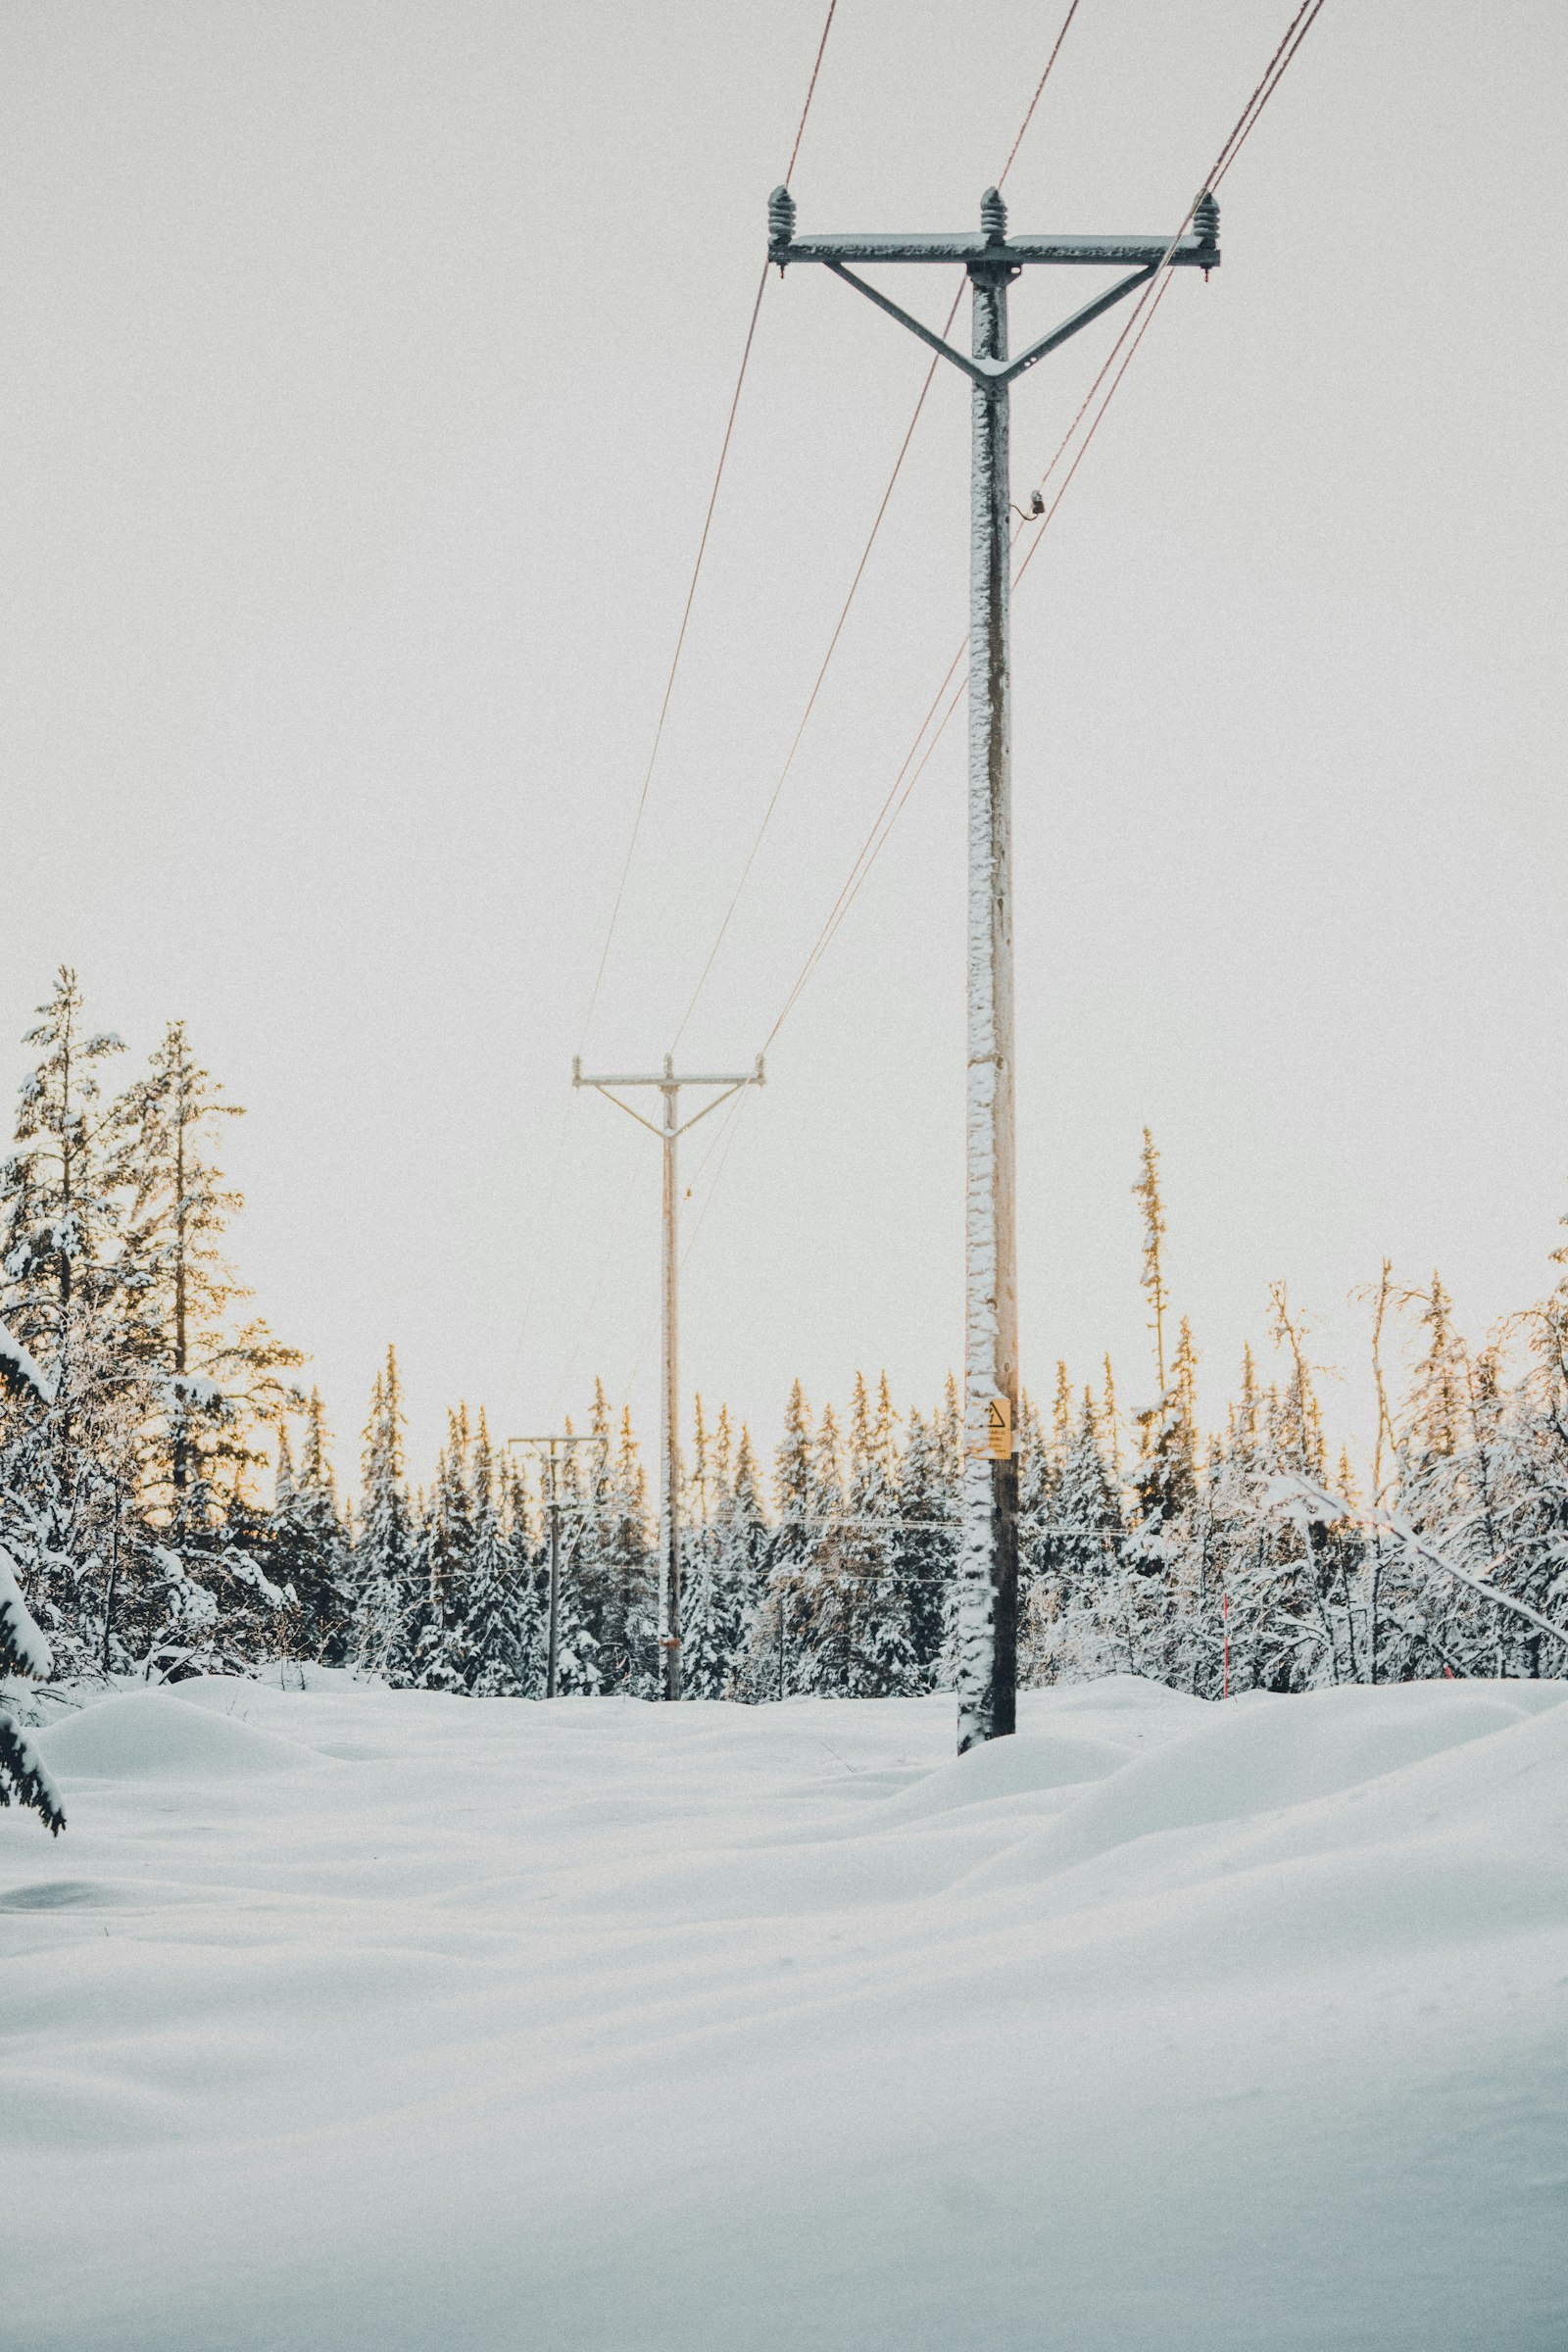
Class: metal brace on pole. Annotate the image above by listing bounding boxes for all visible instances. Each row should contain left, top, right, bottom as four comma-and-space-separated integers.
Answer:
573, 1053, 766, 1699
768, 181, 1220, 1752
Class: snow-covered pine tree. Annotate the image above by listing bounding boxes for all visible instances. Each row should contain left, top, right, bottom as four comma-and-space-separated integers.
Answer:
680, 1396, 730, 1698
896, 1402, 956, 1687
1025, 1389, 1127, 1681
605, 1407, 653, 1692
464, 1413, 525, 1695
717, 1424, 771, 1694
0, 1538, 65, 1835
1124, 1317, 1202, 1690
551, 1420, 604, 1697
743, 1378, 813, 1699
1393, 1260, 1563, 1680
1015, 1364, 1073, 1686
409, 1408, 477, 1692
503, 1454, 547, 1695
797, 1381, 914, 1695
560, 1383, 616, 1679
1101, 1355, 1125, 1479
1134, 1128, 1170, 1380
2, 969, 125, 1371
838, 1373, 917, 1696
271, 1390, 352, 1663
1013, 1387, 1052, 1651
355, 1348, 416, 1677
0, 970, 133, 1676
786, 1396, 848, 1693
114, 1021, 299, 1573
1258, 1283, 1352, 1690
0, 1325, 66, 1833
1129, 1318, 1200, 1560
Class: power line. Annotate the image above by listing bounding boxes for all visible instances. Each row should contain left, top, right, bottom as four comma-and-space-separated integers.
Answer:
574, 0, 842, 1063
783, 0, 840, 185
557, 0, 1330, 1426
668, 0, 1089, 1052
766, 268, 1181, 1034
995, 0, 1085, 186
757, 0, 1330, 1049
516, 0, 840, 1417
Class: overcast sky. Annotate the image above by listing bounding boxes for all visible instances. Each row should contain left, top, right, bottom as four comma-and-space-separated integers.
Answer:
4, 0, 1565, 1487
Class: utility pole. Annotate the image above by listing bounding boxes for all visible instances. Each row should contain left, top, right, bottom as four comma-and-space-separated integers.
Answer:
573, 1053, 765, 1698
768, 181, 1220, 1752
506, 1431, 603, 1698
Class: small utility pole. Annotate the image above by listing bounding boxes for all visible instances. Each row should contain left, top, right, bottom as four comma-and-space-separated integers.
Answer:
573, 1053, 765, 1698
506, 1431, 603, 1697
768, 182, 1220, 1752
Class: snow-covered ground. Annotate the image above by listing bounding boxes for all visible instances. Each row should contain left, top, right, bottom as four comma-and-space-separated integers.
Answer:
3, 1673, 1565, 2351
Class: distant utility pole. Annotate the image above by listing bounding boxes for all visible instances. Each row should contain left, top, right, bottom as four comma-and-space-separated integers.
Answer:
767, 181, 1220, 1752
572, 1053, 765, 1698
506, 1431, 604, 1698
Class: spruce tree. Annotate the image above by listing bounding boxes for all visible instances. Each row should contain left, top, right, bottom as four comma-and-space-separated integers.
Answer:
821, 1373, 917, 1698
114, 1019, 299, 1559
605, 1407, 653, 1691
1044, 1392, 1129, 1679
1129, 1316, 1200, 1573
896, 1404, 956, 1685
1133, 1128, 1170, 1393
356, 1349, 416, 1677
718, 1424, 771, 1693
465, 1413, 525, 1695
0, 1537, 65, 1835
410, 1409, 477, 1692
681, 1397, 733, 1697
272, 1390, 352, 1663
0, 972, 134, 1676
503, 1455, 547, 1694
745, 1379, 813, 1699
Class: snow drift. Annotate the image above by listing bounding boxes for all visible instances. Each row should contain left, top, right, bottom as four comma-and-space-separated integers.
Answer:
1, 1673, 1564, 2351
35, 1688, 321, 1781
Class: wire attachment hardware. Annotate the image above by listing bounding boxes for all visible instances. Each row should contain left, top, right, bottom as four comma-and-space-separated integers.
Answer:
768, 184, 797, 261
980, 185, 1007, 245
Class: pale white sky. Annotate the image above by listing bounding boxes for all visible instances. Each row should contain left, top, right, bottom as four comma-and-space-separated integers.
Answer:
4, 0, 1565, 1487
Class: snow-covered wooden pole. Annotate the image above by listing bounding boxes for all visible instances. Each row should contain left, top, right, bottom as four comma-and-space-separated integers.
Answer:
573, 1054, 766, 1698
766, 182, 1220, 1748
958, 204, 1019, 1749
659, 1057, 681, 1700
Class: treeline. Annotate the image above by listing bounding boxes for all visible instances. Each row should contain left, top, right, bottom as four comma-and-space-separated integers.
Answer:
5, 973, 1568, 1828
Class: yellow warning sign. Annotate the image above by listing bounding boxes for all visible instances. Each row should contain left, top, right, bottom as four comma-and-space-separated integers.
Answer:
987, 1396, 1012, 1459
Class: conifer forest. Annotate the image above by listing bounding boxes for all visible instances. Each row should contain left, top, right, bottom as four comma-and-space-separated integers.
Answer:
5, 966, 1563, 1817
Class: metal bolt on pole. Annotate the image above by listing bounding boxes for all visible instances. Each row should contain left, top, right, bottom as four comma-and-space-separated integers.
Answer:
506, 1432, 604, 1697
573, 1053, 765, 1698
767, 182, 1220, 1751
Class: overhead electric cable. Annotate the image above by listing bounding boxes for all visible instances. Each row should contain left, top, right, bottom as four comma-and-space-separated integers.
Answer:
765, 267, 1179, 1040
514, 0, 840, 1415
573, 0, 1330, 1415
995, 0, 1085, 184
669, 0, 1088, 1051
757, 0, 1329, 1050
574, 0, 841, 1063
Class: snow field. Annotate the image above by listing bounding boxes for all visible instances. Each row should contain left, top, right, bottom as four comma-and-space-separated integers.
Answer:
2, 1672, 1566, 2350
